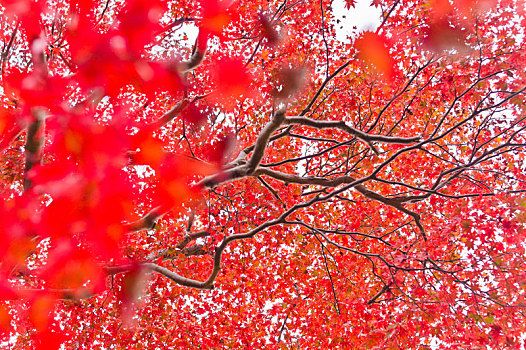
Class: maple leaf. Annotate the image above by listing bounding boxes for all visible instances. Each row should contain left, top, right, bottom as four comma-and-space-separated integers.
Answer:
156, 154, 216, 207
33, 322, 70, 350
2, 0, 44, 40
68, 26, 181, 98
344, 0, 356, 9
200, 0, 234, 36
354, 31, 395, 80
39, 240, 106, 297
272, 65, 307, 100
209, 56, 252, 109
203, 132, 235, 165
3, 70, 69, 116
117, 263, 149, 324
0, 273, 19, 301
0, 108, 23, 152
181, 102, 208, 124
131, 130, 167, 168
117, 0, 166, 56
422, 19, 469, 53
258, 13, 280, 47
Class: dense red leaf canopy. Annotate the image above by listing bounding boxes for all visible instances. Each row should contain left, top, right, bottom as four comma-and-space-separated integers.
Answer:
1, 0, 526, 348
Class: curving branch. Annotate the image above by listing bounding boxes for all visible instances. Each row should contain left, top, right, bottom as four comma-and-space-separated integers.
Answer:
150, 98, 190, 130
283, 116, 421, 145
115, 40, 526, 300
180, 31, 208, 73
125, 205, 166, 232
245, 108, 287, 174
254, 168, 427, 239
176, 230, 210, 250
106, 263, 214, 290
200, 108, 287, 187
367, 282, 392, 304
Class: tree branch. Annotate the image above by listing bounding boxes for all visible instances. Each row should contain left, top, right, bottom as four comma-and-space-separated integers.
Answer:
245, 108, 287, 174
283, 116, 421, 145
106, 263, 214, 290
180, 32, 207, 73
125, 206, 166, 232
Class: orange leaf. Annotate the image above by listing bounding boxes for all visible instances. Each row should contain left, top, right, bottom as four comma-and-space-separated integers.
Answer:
354, 32, 394, 80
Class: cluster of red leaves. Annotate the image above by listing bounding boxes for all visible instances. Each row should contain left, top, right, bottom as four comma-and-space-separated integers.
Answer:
422, 0, 497, 52
0, 0, 239, 346
67, 0, 181, 98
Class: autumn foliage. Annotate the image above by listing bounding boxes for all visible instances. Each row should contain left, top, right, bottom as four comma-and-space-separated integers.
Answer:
1, 0, 526, 348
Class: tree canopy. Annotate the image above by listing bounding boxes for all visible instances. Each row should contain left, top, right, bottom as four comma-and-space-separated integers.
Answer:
1, 0, 526, 348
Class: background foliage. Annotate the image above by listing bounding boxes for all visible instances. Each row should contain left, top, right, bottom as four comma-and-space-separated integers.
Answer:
1, 0, 526, 348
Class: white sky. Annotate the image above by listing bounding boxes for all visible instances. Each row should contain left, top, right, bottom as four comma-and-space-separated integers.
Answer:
332, 0, 382, 41
172, 0, 382, 48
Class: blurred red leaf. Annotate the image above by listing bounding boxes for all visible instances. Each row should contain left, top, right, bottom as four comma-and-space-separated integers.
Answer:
422, 20, 469, 53
0, 274, 19, 301
210, 57, 252, 109
355, 32, 394, 80
0, 304, 11, 336
259, 13, 279, 47
0, 108, 23, 152
37, 171, 134, 260
2, 0, 44, 40
39, 240, 106, 297
132, 131, 167, 168
272, 66, 307, 99
3, 70, 69, 115
33, 322, 69, 350
181, 102, 208, 124
28, 292, 55, 332
156, 155, 216, 207
204, 132, 235, 165
430, 0, 496, 18
46, 115, 130, 172
117, 263, 149, 323
200, 0, 233, 36
0, 197, 40, 274
68, 26, 181, 97
117, 0, 165, 56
